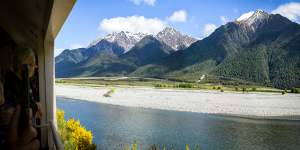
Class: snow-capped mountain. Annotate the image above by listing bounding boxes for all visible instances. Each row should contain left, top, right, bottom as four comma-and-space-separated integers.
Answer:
236, 9, 269, 31
89, 31, 148, 53
89, 27, 197, 53
155, 27, 197, 50
56, 9, 300, 89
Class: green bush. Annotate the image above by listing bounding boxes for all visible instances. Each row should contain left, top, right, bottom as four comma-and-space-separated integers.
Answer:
155, 84, 161, 87
251, 87, 257, 91
178, 83, 193, 88
155, 84, 168, 88
212, 86, 216, 90
291, 88, 300, 93
217, 86, 221, 90
103, 88, 115, 97
57, 109, 96, 150
282, 91, 286, 95
242, 87, 247, 92
148, 144, 199, 150
235, 87, 239, 91
220, 89, 224, 92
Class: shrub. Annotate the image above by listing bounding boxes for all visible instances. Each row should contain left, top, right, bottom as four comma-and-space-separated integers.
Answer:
178, 83, 193, 88
242, 87, 247, 92
155, 84, 161, 87
186, 144, 190, 150
282, 91, 286, 95
103, 88, 115, 97
195, 144, 201, 150
212, 86, 216, 90
155, 84, 167, 88
235, 87, 239, 91
220, 89, 224, 92
251, 87, 257, 91
148, 144, 201, 150
217, 86, 221, 90
291, 88, 300, 93
57, 109, 96, 150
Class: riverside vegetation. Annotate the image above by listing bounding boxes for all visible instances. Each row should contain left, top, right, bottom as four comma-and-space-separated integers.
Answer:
55, 78, 300, 94
57, 109, 97, 150
124, 142, 201, 150
103, 88, 116, 97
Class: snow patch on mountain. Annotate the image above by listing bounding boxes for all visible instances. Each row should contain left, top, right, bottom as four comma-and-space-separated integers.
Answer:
88, 32, 148, 52
238, 10, 269, 24
237, 11, 255, 21
88, 27, 197, 53
237, 9, 270, 31
155, 27, 197, 50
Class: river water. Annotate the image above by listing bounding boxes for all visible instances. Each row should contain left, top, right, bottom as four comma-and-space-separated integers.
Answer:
57, 97, 300, 150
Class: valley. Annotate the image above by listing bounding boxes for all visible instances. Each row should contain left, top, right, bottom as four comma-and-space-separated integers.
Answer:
55, 10, 300, 90
53, 4, 300, 149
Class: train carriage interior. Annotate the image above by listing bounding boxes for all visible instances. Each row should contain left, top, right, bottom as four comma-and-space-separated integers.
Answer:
0, 0, 75, 149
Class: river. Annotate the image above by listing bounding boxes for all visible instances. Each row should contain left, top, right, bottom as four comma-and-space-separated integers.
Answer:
57, 97, 300, 150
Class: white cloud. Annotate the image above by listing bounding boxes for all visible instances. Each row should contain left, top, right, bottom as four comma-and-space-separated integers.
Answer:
220, 16, 228, 24
237, 11, 254, 21
70, 44, 83, 49
272, 2, 300, 22
54, 48, 64, 57
130, 0, 156, 6
168, 10, 187, 22
202, 23, 217, 37
99, 15, 167, 34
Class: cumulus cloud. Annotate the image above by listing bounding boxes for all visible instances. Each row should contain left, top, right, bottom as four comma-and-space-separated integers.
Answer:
220, 16, 228, 24
202, 23, 217, 37
99, 15, 167, 34
237, 11, 254, 21
272, 2, 300, 22
130, 0, 156, 6
168, 10, 187, 22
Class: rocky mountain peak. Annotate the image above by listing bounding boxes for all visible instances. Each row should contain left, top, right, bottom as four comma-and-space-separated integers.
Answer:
237, 9, 269, 22
236, 9, 269, 31
246, 9, 269, 24
156, 27, 197, 50
88, 31, 148, 52
88, 27, 197, 53
161, 27, 179, 35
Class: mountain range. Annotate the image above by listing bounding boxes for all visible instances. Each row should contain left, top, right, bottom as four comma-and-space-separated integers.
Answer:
55, 10, 300, 89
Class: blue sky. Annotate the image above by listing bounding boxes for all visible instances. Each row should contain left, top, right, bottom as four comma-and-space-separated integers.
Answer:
55, 0, 300, 56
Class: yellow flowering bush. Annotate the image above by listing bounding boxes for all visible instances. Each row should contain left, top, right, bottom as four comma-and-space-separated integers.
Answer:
57, 109, 96, 150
